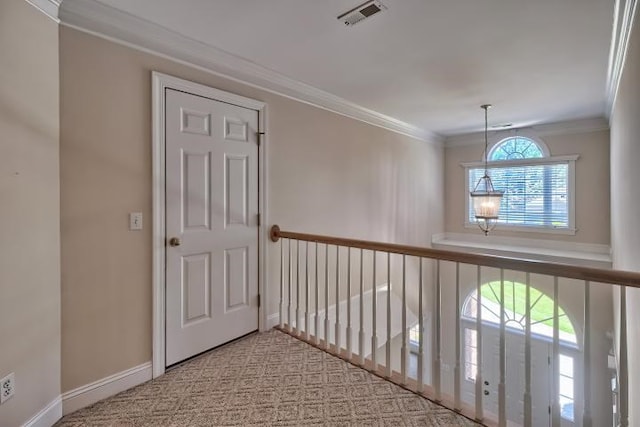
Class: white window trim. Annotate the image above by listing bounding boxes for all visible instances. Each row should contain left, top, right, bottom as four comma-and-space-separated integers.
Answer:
462, 154, 579, 235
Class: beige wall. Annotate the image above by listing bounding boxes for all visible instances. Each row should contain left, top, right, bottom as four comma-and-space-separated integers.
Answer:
445, 129, 610, 244
59, 27, 444, 391
610, 8, 640, 426
0, 0, 61, 425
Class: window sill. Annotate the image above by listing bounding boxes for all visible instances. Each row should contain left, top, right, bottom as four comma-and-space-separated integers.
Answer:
432, 232, 612, 268
463, 222, 577, 236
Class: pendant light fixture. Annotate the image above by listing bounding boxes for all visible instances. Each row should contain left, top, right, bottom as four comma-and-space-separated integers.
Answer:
470, 104, 504, 235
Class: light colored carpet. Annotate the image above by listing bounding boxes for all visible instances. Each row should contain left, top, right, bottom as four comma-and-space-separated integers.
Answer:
56, 329, 479, 426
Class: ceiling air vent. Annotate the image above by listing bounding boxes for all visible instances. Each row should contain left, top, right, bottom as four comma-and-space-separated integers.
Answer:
338, 1, 387, 26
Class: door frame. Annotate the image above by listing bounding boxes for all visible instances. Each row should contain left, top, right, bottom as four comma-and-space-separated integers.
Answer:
151, 72, 268, 378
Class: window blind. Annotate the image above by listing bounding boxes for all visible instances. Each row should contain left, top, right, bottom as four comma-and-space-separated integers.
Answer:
468, 162, 569, 228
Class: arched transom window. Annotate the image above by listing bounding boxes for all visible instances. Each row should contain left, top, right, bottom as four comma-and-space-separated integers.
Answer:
488, 136, 545, 160
463, 281, 576, 343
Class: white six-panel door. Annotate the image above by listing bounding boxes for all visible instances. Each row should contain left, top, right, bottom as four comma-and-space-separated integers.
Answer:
165, 88, 259, 366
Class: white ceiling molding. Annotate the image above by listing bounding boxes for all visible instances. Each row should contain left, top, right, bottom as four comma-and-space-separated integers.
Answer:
444, 117, 610, 148
605, 0, 638, 119
25, 0, 61, 22
58, 0, 442, 145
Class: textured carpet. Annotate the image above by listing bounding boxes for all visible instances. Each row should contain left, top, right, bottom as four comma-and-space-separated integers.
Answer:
56, 329, 479, 426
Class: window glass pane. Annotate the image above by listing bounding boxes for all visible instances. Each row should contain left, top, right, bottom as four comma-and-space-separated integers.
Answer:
465, 328, 477, 348
559, 354, 574, 377
469, 162, 569, 229
464, 329, 478, 381
560, 395, 574, 421
465, 362, 477, 382
409, 324, 420, 345
463, 294, 478, 318
560, 376, 574, 399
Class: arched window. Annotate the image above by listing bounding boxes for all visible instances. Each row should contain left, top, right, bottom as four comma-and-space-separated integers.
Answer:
465, 135, 577, 233
462, 281, 576, 343
488, 136, 545, 160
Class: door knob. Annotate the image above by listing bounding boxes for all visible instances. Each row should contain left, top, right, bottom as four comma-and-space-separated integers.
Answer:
169, 237, 181, 247
484, 390, 490, 396
484, 380, 490, 386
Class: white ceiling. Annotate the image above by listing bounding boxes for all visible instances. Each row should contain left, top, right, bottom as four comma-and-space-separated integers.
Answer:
93, 0, 614, 137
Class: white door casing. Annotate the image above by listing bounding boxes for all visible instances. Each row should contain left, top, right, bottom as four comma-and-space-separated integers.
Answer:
152, 72, 267, 377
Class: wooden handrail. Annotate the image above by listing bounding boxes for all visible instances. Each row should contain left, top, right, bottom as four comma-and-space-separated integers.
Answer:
269, 225, 640, 288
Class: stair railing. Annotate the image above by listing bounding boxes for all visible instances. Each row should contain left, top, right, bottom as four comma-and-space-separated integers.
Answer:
270, 225, 639, 427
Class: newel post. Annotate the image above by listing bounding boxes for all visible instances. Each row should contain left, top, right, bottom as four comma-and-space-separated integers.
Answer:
270, 225, 281, 242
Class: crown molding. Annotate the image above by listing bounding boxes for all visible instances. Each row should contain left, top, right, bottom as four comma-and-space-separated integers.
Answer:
444, 116, 610, 148
25, 0, 61, 22
606, 0, 638, 119
58, 0, 442, 145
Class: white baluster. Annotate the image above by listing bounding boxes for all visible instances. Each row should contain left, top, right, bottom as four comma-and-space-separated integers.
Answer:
418, 258, 425, 393
288, 239, 292, 333
499, 270, 506, 427
279, 238, 284, 329
371, 251, 378, 370
305, 241, 310, 340
454, 262, 461, 411
315, 242, 319, 345
296, 240, 300, 335
359, 249, 365, 366
583, 281, 592, 427
335, 246, 341, 352
386, 252, 392, 378
524, 272, 532, 427
346, 248, 353, 360
401, 255, 408, 385
325, 244, 330, 350
552, 277, 561, 427
619, 286, 629, 427
434, 259, 441, 400
475, 265, 484, 422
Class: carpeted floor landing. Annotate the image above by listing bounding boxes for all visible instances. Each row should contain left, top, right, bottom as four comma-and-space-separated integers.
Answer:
56, 329, 479, 426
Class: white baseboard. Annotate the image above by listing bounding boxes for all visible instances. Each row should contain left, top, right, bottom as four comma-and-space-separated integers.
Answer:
61, 362, 152, 415
266, 312, 280, 329
22, 397, 62, 427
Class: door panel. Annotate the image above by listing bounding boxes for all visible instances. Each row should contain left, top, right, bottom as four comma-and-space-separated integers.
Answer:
225, 155, 249, 227
165, 88, 259, 366
183, 151, 211, 230
182, 252, 211, 325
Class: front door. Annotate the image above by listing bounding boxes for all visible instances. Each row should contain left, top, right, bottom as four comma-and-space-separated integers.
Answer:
165, 88, 259, 366
463, 325, 552, 426
482, 327, 552, 427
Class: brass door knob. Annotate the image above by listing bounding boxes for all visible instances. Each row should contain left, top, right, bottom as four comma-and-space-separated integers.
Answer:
169, 237, 181, 247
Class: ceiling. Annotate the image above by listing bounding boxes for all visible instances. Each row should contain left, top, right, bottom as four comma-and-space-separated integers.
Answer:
92, 0, 614, 137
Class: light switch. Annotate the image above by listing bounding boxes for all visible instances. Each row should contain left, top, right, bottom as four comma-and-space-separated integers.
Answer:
129, 212, 143, 230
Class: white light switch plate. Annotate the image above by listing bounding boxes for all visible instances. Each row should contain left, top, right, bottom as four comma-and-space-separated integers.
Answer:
129, 212, 143, 230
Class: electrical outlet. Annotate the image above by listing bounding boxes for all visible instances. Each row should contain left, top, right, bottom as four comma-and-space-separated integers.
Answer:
0, 373, 15, 404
